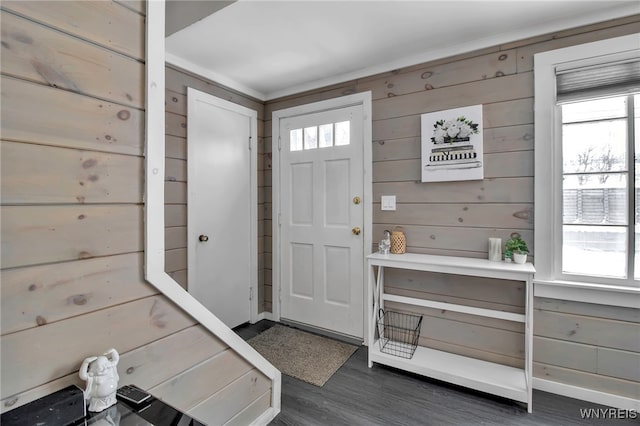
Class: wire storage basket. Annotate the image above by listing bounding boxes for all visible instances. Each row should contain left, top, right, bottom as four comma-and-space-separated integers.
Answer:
377, 309, 423, 359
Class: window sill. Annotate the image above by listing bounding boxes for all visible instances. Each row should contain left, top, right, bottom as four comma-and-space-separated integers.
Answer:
534, 279, 640, 308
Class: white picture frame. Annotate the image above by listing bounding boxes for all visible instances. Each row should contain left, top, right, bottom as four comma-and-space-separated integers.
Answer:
421, 105, 484, 182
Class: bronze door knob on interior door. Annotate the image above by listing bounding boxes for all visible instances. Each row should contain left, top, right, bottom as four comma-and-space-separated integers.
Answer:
198, 235, 209, 242
352, 227, 361, 235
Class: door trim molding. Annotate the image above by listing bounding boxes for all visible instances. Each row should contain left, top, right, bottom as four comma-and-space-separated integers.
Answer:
187, 87, 259, 324
271, 92, 373, 331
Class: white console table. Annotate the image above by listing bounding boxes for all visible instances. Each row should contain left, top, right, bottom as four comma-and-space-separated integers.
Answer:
366, 252, 535, 413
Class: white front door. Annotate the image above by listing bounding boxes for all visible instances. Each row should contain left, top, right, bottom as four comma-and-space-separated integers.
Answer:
187, 88, 257, 329
278, 104, 365, 338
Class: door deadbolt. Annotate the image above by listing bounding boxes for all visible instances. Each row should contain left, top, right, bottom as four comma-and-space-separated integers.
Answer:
198, 234, 209, 242
353, 196, 361, 205
352, 227, 361, 235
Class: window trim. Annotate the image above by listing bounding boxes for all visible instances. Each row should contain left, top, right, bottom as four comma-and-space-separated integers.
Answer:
534, 33, 640, 306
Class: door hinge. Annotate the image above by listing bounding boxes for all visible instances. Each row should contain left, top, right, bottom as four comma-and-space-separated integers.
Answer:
278, 136, 282, 151
248, 136, 252, 151
250, 287, 254, 301
278, 212, 282, 227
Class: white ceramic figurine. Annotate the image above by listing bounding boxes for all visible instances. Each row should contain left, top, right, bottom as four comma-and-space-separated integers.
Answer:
79, 348, 120, 412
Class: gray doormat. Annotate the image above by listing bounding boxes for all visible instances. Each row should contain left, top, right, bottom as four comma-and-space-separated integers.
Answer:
248, 325, 357, 387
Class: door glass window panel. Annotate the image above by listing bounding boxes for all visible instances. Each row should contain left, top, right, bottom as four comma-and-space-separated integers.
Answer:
291, 122, 350, 151
319, 124, 333, 148
335, 121, 350, 146
290, 128, 303, 152
304, 126, 318, 150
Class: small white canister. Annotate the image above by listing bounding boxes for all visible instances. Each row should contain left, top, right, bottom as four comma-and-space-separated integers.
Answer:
488, 238, 502, 262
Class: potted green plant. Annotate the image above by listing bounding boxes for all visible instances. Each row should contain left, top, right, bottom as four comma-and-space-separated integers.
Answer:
505, 232, 529, 264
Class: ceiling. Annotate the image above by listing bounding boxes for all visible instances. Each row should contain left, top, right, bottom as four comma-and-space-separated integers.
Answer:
165, 1, 639, 101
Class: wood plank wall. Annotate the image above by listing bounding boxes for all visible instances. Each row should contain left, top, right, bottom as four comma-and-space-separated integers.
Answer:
164, 65, 266, 312
263, 16, 640, 398
0, 3, 271, 422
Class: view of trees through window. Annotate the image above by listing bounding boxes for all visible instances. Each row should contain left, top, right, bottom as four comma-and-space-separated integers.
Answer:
561, 94, 639, 280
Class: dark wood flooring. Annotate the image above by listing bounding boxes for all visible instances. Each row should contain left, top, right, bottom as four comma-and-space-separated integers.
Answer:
235, 321, 636, 426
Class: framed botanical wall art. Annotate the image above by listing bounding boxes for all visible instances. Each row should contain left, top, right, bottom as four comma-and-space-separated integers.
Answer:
421, 105, 483, 182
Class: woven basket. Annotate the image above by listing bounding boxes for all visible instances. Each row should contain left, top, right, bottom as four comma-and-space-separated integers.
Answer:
390, 227, 406, 254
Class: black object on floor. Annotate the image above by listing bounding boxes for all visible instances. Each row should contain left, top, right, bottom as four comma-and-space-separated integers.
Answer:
1, 385, 85, 426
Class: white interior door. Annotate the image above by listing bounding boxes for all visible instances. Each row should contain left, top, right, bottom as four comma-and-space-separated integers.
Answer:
187, 88, 257, 329
279, 105, 364, 338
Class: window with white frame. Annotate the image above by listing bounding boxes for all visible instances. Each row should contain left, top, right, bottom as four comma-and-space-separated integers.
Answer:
561, 94, 637, 279
534, 34, 640, 303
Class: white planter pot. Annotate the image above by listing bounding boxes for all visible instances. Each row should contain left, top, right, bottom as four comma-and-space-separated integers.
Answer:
513, 253, 527, 264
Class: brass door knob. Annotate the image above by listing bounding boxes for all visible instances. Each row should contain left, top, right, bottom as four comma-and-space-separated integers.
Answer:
353, 196, 361, 205
352, 227, 361, 235
199, 235, 209, 242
